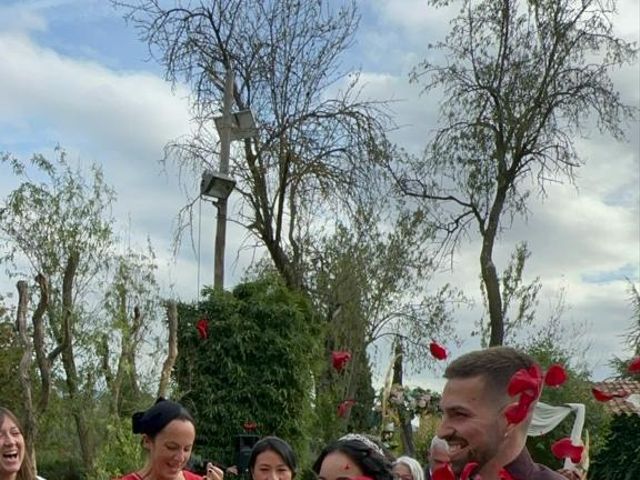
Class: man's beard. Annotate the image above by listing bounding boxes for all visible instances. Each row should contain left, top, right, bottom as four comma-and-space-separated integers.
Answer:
448, 434, 504, 475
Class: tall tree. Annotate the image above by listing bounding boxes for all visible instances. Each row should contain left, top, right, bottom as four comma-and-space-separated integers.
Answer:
115, 0, 393, 291
99, 242, 161, 417
0, 148, 115, 471
390, 0, 637, 345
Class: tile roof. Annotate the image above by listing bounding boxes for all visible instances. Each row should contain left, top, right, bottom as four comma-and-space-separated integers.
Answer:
593, 379, 640, 415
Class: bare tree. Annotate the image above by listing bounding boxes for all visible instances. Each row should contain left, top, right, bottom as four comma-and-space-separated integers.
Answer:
115, 0, 393, 290
390, 0, 637, 345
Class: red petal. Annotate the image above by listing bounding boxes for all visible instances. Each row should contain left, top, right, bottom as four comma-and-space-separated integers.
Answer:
544, 364, 568, 387
459, 463, 478, 480
590, 387, 630, 402
432, 464, 456, 480
196, 318, 209, 339
507, 368, 540, 396
331, 351, 352, 372
591, 387, 613, 401
429, 341, 448, 360
505, 400, 529, 424
337, 399, 356, 417
629, 356, 640, 374
551, 437, 584, 464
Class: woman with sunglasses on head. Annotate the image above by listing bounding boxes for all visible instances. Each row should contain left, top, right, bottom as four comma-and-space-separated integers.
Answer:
313, 434, 394, 480
119, 398, 224, 480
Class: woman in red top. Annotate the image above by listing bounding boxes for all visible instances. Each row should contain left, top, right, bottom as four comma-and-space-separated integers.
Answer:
119, 398, 223, 480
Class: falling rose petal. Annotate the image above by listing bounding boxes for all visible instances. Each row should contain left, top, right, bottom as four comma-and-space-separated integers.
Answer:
429, 341, 448, 360
432, 463, 456, 480
551, 438, 584, 464
629, 356, 640, 374
508, 367, 542, 397
591, 387, 630, 402
544, 364, 568, 387
337, 399, 356, 418
459, 462, 478, 480
332, 351, 352, 372
591, 388, 613, 402
505, 399, 529, 424
196, 318, 209, 340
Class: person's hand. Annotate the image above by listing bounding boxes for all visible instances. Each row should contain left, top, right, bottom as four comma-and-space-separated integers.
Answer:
205, 463, 224, 480
225, 465, 239, 476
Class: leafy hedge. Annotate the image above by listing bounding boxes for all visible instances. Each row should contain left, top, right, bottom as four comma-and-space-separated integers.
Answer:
174, 277, 321, 468
589, 413, 640, 480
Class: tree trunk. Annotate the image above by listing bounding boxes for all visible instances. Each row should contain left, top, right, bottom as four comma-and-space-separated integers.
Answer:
16, 280, 37, 471
59, 251, 94, 471
391, 338, 414, 456
158, 300, 179, 398
482, 184, 509, 347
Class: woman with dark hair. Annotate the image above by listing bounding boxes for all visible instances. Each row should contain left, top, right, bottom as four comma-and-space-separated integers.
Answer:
119, 398, 224, 480
248, 437, 297, 480
313, 435, 394, 480
0, 407, 41, 480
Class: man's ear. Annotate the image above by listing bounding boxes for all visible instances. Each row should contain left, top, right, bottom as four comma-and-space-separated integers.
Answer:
142, 433, 152, 450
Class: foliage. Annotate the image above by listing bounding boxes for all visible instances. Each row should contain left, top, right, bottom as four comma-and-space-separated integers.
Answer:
309, 207, 461, 374
521, 319, 610, 469
90, 416, 143, 480
0, 150, 164, 477
99, 242, 162, 417
0, 320, 23, 410
386, 384, 440, 419
477, 242, 541, 347
610, 280, 640, 378
174, 276, 321, 468
589, 413, 640, 480
391, 0, 638, 346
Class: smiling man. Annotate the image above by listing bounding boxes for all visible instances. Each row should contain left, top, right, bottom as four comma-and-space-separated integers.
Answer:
436, 347, 564, 480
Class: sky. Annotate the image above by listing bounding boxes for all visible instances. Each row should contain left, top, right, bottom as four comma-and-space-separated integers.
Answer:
0, 0, 638, 392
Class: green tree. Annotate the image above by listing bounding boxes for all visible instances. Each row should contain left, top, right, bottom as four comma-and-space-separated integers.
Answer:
589, 414, 640, 480
174, 276, 321, 468
610, 281, 640, 378
0, 148, 114, 472
391, 0, 637, 346
307, 206, 460, 449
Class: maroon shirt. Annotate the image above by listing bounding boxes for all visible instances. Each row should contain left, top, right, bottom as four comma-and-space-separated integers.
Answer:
504, 448, 566, 480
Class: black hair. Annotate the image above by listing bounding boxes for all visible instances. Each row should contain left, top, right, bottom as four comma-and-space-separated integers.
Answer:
131, 397, 194, 439
312, 439, 394, 480
249, 436, 298, 479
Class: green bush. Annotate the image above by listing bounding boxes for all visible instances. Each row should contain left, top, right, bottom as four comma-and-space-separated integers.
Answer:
90, 416, 143, 480
589, 414, 640, 480
174, 276, 321, 468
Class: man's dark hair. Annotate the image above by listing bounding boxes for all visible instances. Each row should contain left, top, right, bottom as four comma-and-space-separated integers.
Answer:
444, 346, 536, 400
